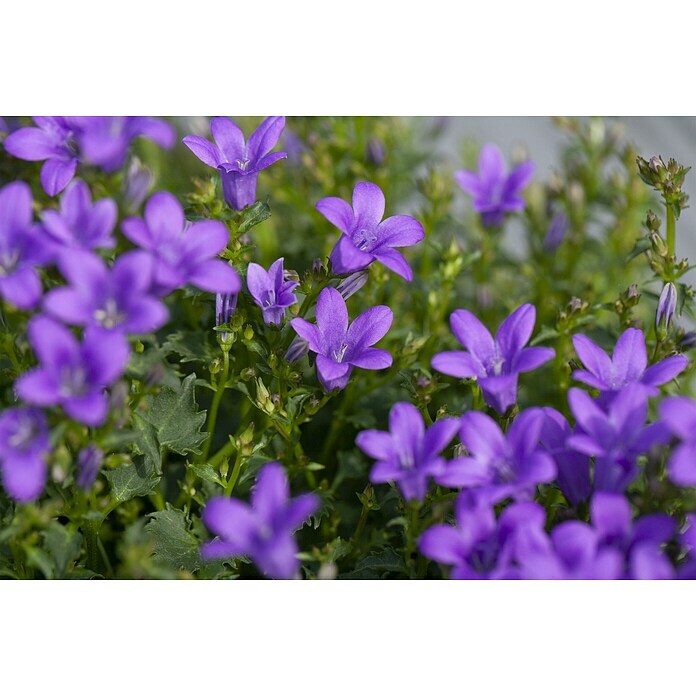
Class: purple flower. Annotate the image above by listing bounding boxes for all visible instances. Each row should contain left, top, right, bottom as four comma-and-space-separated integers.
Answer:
246, 258, 299, 327
656, 282, 677, 330
76, 445, 104, 491
436, 409, 556, 502
122, 191, 242, 297
520, 492, 674, 579
0, 407, 50, 502
519, 520, 623, 580
317, 182, 424, 281
15, 316, 130, 427
4, 117, 79, 196
419, 492, 549, 579
658, 396, 696, 486
431, 304, 554, 414
539, 407, 591, 506
182, 116, 287, 210
44, 250, 168, 335
69, 117, 175, 172
289, 287, 393, 392
41, 179, 117, 255
572, 327, 688, 400
201, 462, 318, 579
566, 385, 669, 492
4, 117, 174, 196
587, 492, 675, 580
455, 144, 535, 228
0, 181, 52, 309
356, 402, 460, 501
542, 210, 569, 252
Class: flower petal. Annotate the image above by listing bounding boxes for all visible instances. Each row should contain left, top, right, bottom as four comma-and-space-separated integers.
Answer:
189, 260, 241, 294
348, 347, 392, 370
352, 181, 385, 229
612, 328, 647, 384
316, 196, 354, 234
642, 354, 688, 387
210, 117, 245, 162
375, 215, 424, 248
329, 234, 374, 275
431, 350, 484, 378
182, 134, 222, 168
315, 287, 348, 350
373, 247, 413, 281
346, 305, 393, 352
40, 158, 77, 197
449, 309, 495, 363
247, 116, 285, 160
289, 318, 322, 353
495, 303, 536, 359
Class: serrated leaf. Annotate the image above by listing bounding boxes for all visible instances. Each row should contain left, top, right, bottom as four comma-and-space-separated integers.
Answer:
238, 201, 271, 233
105, 457, 160, 505
42, 522, 83, 578
354, 547, 406, 574
146, 505, 202, 573
140, 373, 208, 457
163, 331, 216, 364
188, 461, 225, 487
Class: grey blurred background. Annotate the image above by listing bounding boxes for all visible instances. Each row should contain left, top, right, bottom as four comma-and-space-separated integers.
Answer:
431, 116, 696, 265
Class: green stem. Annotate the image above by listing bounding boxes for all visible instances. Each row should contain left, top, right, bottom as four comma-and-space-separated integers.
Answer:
208, 438, 236, 470
199, 350, 230, 464
224, 451, 245, 496
666, 205, 676, 261
84, 518, 104, 575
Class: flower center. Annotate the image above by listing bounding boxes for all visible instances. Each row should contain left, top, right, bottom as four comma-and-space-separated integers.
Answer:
8, 417, 38, 451
235, 158, 250, 171
493, 458, 517, 483
354, 228, 377, 251
263, 289, 277, 308
94, 298, 125, 329
0, 248, 20, 276
332, 342, 349, 363
60, 366, 88, 397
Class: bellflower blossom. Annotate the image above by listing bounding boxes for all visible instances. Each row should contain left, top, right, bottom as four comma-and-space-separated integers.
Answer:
182, 116, 287, 210
436, 409, 556, 503
539, 408, 591, 506
68, 116, 175, 172
40, 179, 117, 255
566, 385, 670, 492
454, 144, 535, 228
290, 287, 393, 392
246, 258, 299, 327
0, 407, 50, 502
542, 210, 569, 252
44, 250, 168, 334
678, 515, 696, 579
520, 492, 674, 579
658, 396, 696, 486
0, 181, 52, 309
4, 117, 174, 196
431, 304, 555, 413
356, 402, 460, 501
201, 462, 318, 579
572, 327, 688, 400
16, 316, 130, 427
316, 182, 424, 281
122, 191, 242, 297
419, 492, 549, 579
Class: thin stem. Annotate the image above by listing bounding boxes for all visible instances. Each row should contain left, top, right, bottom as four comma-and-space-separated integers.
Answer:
199, 350, 230, 464
666, 205, 676, 261
224, 451, 245, 496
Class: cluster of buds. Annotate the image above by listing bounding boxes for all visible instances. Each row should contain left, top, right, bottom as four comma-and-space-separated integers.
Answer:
636, 155, 690, 218
557, 296, 589, 330
614, 285, 641, 327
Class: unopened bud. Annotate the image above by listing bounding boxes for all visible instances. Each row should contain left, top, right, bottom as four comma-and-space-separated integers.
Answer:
656, 282, 677, 330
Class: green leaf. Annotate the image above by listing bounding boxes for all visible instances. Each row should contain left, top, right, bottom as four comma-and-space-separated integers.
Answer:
238, 201, 271, 234
626, 237, 651, 263
145, 505, 202, 573
140, 373, 208, 457
354, 547, 406, 574
163, 331, 216, 364
42, 522, 83, 578
105, 457, 160, 505
188, 461, 225, 487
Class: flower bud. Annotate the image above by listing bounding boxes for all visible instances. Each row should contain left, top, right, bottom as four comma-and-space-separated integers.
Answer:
656, 282, 677, 330
285, 336, 309, 363
543, 210, 569, 252
650, 232, 668, 258
366, 138, 386, 167
337, 270, 369, 300
77, 445, 105, 491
